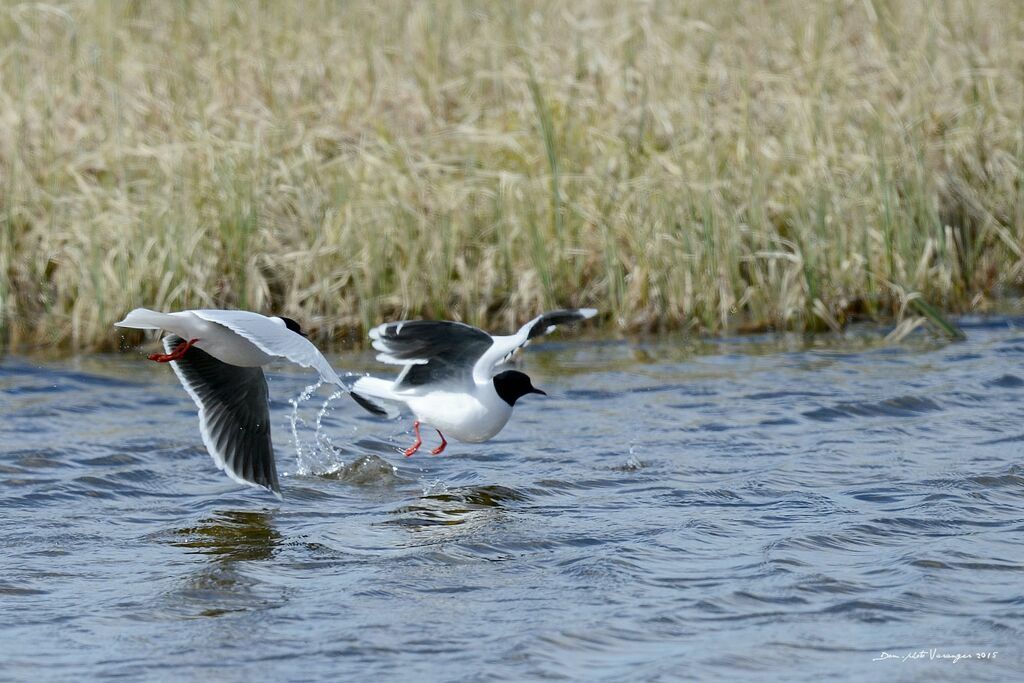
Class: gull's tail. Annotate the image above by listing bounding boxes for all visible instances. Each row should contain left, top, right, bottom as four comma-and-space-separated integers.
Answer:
115, 307, 176, 331
351, 376, 402, 419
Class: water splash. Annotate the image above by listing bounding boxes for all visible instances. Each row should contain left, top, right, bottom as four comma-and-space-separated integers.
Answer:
287, 382, 371, 477
421, 479, 450, 497
288, 379, 324, 474
314, 389, 347, 456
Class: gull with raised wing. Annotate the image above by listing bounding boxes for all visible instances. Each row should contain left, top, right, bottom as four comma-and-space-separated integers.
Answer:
351, 309, 597, 456
115, 308, 346, 496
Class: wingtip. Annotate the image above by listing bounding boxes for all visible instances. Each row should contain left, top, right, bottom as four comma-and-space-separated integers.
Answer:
219, 464, 282, 498
351, 390, 398, 418
239, 470, 282, 498
114, 307, 167, 330
235, 468, 282, 498
579, 308, 598, 319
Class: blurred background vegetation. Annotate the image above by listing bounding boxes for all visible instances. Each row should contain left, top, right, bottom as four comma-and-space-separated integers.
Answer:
1, 0, 1023, 351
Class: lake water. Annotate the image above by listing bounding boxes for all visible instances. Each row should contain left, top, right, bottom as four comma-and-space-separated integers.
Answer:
1, 319, 1022, 681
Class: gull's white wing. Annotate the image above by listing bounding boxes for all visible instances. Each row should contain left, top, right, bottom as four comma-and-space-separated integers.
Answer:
471, 308, 597, 383
192, 309, 345, 387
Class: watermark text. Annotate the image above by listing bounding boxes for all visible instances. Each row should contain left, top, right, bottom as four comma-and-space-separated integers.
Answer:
872, 649, 998, 664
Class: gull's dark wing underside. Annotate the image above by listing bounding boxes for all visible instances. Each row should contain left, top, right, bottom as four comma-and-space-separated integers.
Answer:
369, 320, 494, 389
525, 309, 597, 340
164, 335, 280, 494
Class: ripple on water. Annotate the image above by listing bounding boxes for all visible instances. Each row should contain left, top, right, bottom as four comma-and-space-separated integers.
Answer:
803, 395, 943, 421
387, 483, 532, 531
983, 374, 1024, 388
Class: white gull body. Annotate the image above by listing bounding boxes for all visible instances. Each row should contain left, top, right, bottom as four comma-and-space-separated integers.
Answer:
354, 375, 513, 443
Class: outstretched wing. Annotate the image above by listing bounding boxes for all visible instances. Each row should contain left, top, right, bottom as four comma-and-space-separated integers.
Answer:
369, 320, 494, 390
164, 335, 280, 496
191, 309, 345, 388
472, 308, 597, 383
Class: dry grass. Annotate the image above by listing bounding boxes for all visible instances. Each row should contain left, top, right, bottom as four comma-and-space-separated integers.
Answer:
2, 0, 1023, 351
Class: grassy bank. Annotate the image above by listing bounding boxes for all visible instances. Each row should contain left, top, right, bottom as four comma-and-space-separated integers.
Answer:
2, 0, 1023, 351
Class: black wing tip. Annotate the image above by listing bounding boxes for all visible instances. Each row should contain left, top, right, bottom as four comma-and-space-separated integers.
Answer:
227, 460, 281, 496
225, 454, 281, 497
351, 391, 390, 416
276, 316, 308, 338
527, 308, 598, 340
233, 470, 280, 495
248, 462, 281, 495
258, 477, 282, 496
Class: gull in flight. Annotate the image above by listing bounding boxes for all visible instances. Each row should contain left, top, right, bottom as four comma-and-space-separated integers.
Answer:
115, 308, 345, 496
350, 309, 597, 456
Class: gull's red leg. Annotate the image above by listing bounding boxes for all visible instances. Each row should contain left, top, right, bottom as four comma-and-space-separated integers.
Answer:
403, 420, 423, 457
148, 338, 199, 363
430, 431, 447, 455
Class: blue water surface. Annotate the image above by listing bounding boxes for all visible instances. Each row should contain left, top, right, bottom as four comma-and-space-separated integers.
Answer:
1, 319, 1022, 681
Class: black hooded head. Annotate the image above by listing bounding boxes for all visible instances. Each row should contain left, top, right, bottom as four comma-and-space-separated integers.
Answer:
492, 370, 546, 407
277, 316, 307, 337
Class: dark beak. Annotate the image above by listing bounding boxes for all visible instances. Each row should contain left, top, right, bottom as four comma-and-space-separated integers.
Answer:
532, 387, 547, 396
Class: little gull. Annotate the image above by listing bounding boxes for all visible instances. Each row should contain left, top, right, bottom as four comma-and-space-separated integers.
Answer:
115, 308, 346, 496
351, 308, 597, 455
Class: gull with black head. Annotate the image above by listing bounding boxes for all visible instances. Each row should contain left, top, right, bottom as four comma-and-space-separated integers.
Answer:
115, 308, 346, 496
351, 308, 597, 455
